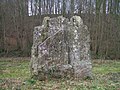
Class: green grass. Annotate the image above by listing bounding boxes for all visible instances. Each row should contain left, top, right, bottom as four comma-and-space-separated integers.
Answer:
93, 60, 120, 74
0, 58, 30, 79
0, 58, 120, 90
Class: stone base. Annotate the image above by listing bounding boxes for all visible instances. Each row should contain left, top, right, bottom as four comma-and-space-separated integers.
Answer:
30, 16, 92, 80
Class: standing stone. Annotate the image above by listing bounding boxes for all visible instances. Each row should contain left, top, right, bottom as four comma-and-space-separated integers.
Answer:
30, 15, 92, 80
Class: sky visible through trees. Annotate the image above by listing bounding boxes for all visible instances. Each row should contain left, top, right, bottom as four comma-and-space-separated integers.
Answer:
28, 0, 120, 15
0, 0, 120, 59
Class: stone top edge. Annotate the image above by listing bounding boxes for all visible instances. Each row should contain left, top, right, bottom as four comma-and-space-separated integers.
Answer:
34, 15, 84, 29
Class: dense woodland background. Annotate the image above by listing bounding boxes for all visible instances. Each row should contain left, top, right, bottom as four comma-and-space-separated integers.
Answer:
0, 0, 120, 59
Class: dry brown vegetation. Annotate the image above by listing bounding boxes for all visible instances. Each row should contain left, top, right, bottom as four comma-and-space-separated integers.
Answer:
0, 58, 120, 90
0, 0, 120, 59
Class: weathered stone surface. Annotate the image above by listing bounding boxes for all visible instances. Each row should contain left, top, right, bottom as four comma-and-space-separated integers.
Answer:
30, 15, 92, 80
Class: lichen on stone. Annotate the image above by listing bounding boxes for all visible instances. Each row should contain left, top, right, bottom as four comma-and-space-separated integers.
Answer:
30, 16, 92, 80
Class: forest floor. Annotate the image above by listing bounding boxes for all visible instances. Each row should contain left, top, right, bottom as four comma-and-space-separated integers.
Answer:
0, 58, 120, 90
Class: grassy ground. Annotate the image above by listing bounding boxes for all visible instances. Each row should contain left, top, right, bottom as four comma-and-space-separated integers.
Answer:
0, 58, 120, 90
